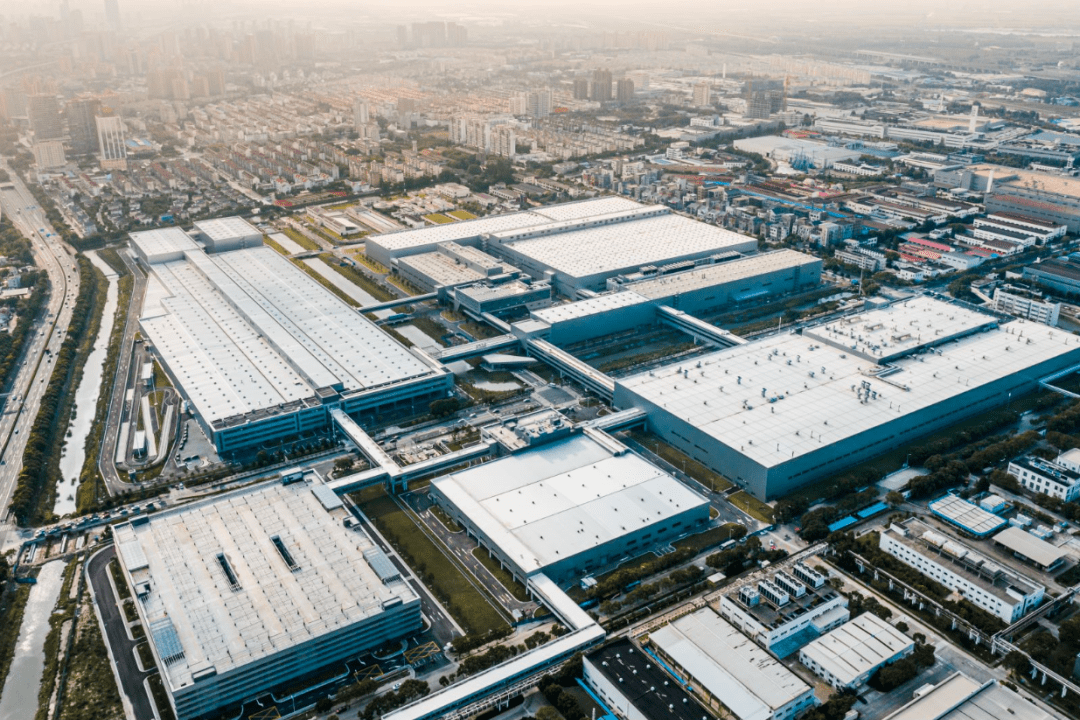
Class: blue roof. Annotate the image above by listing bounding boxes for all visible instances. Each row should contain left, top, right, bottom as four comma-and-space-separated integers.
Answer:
828, 516, 858, 532
856, 501, 889, 519
149, 617, 185, 664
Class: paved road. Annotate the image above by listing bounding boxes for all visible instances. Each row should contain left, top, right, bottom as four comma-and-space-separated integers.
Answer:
0, 165, 81, 546
99, 249, 148, 495
86, 545, 156, 720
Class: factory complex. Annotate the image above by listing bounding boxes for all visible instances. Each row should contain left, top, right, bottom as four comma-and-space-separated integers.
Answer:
113, 475, 422, 720
131, 220, 451, 453
614, 295, 1080, 499
430, 430, 711, 584
367, 197, 757, 295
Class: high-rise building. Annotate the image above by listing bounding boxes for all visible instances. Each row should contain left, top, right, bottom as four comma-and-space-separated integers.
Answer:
510, 90, 552, 118
615, 78, 635, 102
33, 140, 66, 169
206, 67, 225, 96
0, 87, 27, 120
96, 115, 127, 170
104, 0, 120, 30
353, 99, 370, 130
65, 97, 101, 155
396, 25, 408, 48
28, 94, 63, 141
590, 69, 613, 102
490, 125, 516, 158
446, 22, 467, 47
572, 78, 590, 100
693, 82, 712, 108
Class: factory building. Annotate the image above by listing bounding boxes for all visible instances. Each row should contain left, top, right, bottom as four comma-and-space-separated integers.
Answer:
429, 430, 710, 585
450, 279, 553, 317
191, 217, 264, 253
1009, 450, 1080, 502
531, 292, 657, 346
992, 527, 1068, 572
130, 224, 451, 453
365, 197, 756, 297
583, 639, 711, 720
986, 172, 1080, 233
614, 295, 1080, 499
716, 563, 850, 654
113, 477, 422, 720
485, 205, 756, 296
798, 613, 914, 690
648, 607, 817, 720
883, 672, 1055, 720
879, 519, 1045, 623
606, 250, 821, 315
395, 242, 520, 295
364, 196, 643, 268
928, 494, 1007, 537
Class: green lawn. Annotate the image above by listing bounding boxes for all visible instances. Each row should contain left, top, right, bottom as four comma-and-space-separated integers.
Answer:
291, 258, 360, 307
424, 213, 455, 224
448, 210, 477, 220
353, 486, 508, 635
320, 255, 395, 303
629, 432, 734, 492
281, 226, 322, 252
471, 548, 531, 603
673, 523, 745, 554
729, 491, 774, 523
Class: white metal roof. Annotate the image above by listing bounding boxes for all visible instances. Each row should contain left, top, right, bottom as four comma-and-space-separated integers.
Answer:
883, 673, 1054, 720
139, 246, 434, 425
494, 212, 755, 281
799, 613, 913, 687
617, 297, 1080, 470
650, 608, 811, 720
370, 211, 548, 253
114, 480, 417, 692
531, 292, 653, 324
624, 250, 819, 299
194, 216, 261, 243
992, 526, 1067, 567
528, 195, 643, 221
432, 434, 708, 574
929, 495, 1006, 535
398, 252, 494, 287
130, 227, 201, 263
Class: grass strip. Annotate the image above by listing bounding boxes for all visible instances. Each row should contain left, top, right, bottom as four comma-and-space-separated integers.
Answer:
0, 583, 33, 705
629, 431, 733, 492
471, 548, 531, 603
353, 485, 507, 635
317, 254, 395, 302
729, 491, 774, 523
290, 258, 360, 307
281, 226, 322, 252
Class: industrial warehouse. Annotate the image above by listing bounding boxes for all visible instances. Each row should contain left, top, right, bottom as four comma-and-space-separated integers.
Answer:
112, 476, 422, 720
429, 430, 711, 584
131, 220, 452, 453
366, 197, 757, 295
614, 295, 1080, 499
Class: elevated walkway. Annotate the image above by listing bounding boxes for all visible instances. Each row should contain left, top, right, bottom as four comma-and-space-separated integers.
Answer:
581, 407, 648, 432
432, 335, 520, 362
657, 305, 747, 347
524, 338, 615, 401
359, 292, 438, 313
386, 572, 603, 720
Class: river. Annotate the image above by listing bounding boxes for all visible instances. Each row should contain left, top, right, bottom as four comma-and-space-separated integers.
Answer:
0, 561, 67, 720
54, 252, 119, 517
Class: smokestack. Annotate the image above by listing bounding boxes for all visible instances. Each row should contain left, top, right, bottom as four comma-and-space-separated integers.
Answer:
723, 63, 727, 80
986, 168, 995, 194
969, 104, 979, 133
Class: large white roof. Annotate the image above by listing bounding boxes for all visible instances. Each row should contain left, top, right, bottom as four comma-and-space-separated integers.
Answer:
432, 433, 708, 574
798, 612, 913, 687
114, 479, 417, 692
618, 296, 1080, 470
140, 246, 435, 425
650, 608, 812, 720
624, 250, 820, 300
194, 216, 261, 243
531, 292, 653, 324
493, 211, 755, 281
130, 227, 201, 263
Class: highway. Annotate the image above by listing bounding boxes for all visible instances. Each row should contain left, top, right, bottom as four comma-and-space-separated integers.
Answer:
0, 163, 81, 550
